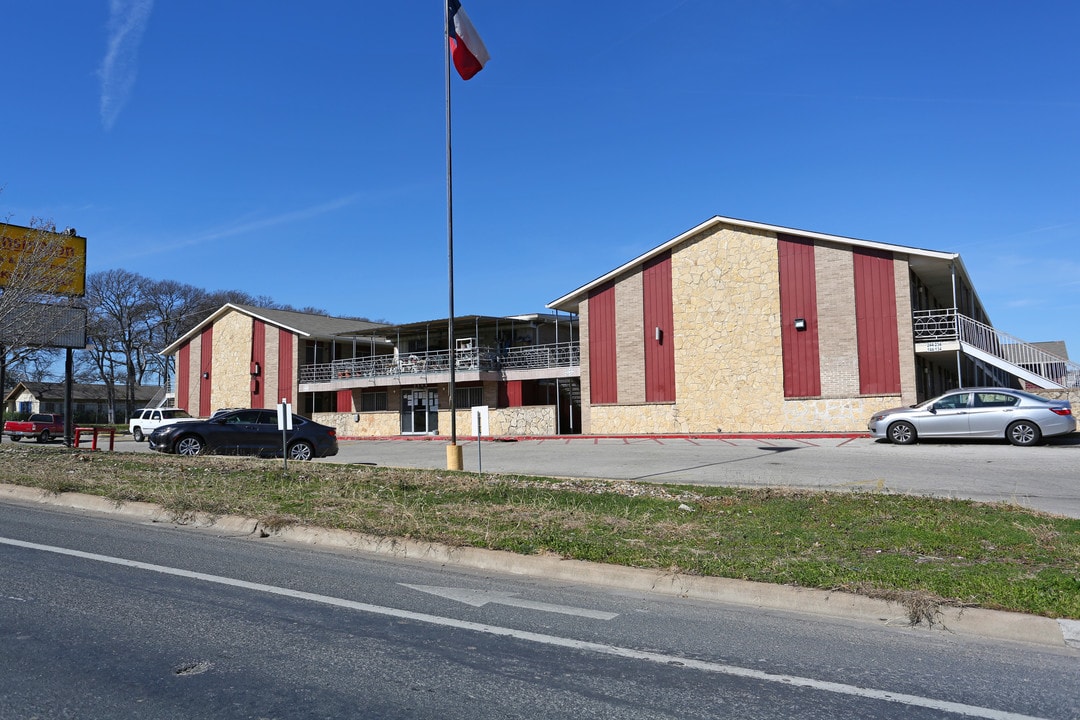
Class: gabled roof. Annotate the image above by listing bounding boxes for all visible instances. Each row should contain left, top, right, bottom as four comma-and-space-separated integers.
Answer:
4, 381, 162, 404
160, 304, 390, 355
546, 215, 977, 314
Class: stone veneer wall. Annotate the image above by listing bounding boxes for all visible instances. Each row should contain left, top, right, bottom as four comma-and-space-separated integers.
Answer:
486, 406, 556, 436
588, 223, 785, 433
210, 311, 255, 412
319, 395, 556, 438
583, 223, 912, 434
317, 411, 401, 437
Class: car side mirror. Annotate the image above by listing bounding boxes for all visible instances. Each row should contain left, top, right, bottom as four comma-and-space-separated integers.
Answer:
928, 405, 938, 414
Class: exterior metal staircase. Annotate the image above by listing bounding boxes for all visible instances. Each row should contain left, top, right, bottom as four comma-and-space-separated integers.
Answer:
913, 309, 1080, 389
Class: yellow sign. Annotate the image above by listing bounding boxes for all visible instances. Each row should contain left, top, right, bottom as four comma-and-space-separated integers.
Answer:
0, 224, 87, 297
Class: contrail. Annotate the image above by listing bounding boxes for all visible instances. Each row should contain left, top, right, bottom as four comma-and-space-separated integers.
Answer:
99, 0, 155, 130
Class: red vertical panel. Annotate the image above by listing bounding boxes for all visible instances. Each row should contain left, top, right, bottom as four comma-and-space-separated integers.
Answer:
277, 329, 294, 404
505, 380, 524, 407
177, 344, 190, 413
336, 389, 352, 412
251, 319, 266, 409
588, 283, 618, 404
777, 235, 821, 397
642, 252, 675, 402
853, 248, 901, 394
199, 326, 213, 417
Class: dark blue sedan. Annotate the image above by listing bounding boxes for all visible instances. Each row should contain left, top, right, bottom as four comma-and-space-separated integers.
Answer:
148, 408, 338, 460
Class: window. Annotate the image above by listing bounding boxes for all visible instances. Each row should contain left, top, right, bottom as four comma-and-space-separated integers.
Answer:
975, 393, 1018, 408
454, 386, 484, 408
360, 390, 388, 412
934, 393, 971, 410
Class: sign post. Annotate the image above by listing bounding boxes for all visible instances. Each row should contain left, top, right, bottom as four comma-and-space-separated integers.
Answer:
277, 398, 293, 471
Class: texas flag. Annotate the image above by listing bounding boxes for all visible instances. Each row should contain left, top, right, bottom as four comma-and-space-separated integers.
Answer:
448, 0, 489, 80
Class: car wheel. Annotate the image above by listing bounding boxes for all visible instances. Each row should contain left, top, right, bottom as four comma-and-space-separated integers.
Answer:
38, 430, 51, 443
1006, 421, 1041, 447
288, 441, 314, 461
133, 427, 144, 442
176, 435, 204, 456
9, 436, 19, 442
887, 421, 917, 445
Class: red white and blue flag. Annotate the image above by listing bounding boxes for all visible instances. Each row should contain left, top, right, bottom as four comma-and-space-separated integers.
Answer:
448, 0, 489, 80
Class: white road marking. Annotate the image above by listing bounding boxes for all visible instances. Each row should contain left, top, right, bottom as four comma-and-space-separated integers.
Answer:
401, 584, 619, 619
0, 536, 1048, 720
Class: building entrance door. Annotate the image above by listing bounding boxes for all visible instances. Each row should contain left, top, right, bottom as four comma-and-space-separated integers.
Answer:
401, 389, 438, 434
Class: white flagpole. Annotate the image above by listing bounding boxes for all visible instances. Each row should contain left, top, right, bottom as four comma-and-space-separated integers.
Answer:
444, 1, 462, 470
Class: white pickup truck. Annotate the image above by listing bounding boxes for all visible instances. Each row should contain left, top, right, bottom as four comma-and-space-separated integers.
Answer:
129, 407, 197, 442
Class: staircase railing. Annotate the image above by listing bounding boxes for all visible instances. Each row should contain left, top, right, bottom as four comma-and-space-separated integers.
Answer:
913, 309, 1080, 388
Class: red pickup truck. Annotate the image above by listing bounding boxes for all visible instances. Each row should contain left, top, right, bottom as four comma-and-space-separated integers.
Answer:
4, 413, 65, 443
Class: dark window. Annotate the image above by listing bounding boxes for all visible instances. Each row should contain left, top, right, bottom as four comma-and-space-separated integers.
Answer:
360, 391, 388, 412
454, 386, 484, 408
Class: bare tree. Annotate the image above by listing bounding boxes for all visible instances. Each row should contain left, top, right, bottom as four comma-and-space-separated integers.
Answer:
79, 269, 151, 422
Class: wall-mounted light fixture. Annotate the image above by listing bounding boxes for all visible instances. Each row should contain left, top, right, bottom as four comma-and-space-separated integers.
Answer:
793, 318, 807, 331
654, 326, 663, 342
202, 371, 210, 379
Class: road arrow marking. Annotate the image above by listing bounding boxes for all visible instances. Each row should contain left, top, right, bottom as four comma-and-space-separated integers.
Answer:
401, 584, 618, 620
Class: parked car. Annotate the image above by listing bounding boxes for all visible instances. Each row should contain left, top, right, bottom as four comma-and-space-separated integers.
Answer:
4, 413, 64, 443
147, 408, 338, 460
868, 388, 1076, 446
129, 407, 197, 442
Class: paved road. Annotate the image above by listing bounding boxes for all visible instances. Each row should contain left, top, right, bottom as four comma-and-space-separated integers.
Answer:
4, 502, 1077, 719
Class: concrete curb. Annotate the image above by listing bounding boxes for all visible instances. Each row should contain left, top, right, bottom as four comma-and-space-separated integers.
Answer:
3, 483, 1076, 651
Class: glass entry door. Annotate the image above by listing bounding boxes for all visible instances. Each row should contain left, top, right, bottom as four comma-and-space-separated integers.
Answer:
401, 389, 439, 434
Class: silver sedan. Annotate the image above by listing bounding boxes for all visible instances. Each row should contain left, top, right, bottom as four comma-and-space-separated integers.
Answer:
868, 387, 1076, 446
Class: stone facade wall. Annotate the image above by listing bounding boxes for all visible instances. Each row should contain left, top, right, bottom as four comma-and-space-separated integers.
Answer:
319, 399, 556, 438
210, 311, 254, 412
317, 411, 400, 437
581, 223, 921, 434
486, 406, 556, 436
585, 223, 783, 433
781, 395, 900, 432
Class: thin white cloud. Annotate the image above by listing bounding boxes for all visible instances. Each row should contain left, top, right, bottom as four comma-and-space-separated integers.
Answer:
103, 191, 378, 264
99, 0, 154, 130
189, 194, 368, 246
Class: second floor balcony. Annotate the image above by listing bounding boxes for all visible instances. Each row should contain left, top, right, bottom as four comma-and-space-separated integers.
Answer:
299, 341, 581, 387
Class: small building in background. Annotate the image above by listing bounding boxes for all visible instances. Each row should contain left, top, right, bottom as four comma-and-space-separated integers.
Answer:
3, 382, 162, 424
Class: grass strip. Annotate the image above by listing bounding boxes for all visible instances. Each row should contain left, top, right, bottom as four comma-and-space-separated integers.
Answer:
2, 446, 1077, 620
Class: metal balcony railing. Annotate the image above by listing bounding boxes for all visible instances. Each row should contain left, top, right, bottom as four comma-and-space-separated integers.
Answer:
299, 341, 581, 384
913, 309, 1080, 388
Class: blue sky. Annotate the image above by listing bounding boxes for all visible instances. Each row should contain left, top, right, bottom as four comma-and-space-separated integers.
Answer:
4, 1, 1078, 356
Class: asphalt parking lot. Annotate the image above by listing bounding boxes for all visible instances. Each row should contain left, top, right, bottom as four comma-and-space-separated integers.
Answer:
99, 432, 1080, 519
